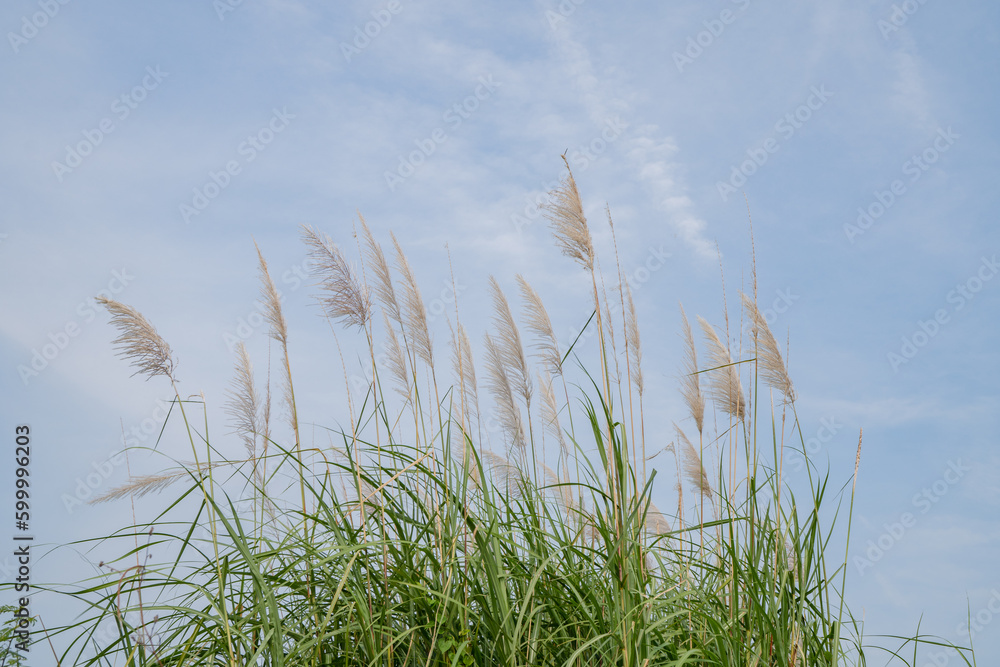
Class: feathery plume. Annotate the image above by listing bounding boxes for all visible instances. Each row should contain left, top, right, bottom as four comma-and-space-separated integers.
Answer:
301, 225, 371, 329
483, 333, 526, 454
225, 342, 259, 459
450, 322, 479, 425
516, 275, 563, 376
89, 463, 223, 504
390, 233, 433, 367
480, 449, 525, 498
697, 316, 746, 420
542, 157, 595, 271
357, 213, 402, 324
540, 460, 575, 511
255, 244, 288, 347
383, 313, 411, 402
454, 430, 480, 486
539, 371, 568, 459
96, 297, 176, 382
625, 284, 644, 395
488, 276, 532, 405
741, 292, 795, 401
677, 427, 712, 501
644, 499, 672, 535
678, 304, 705, 434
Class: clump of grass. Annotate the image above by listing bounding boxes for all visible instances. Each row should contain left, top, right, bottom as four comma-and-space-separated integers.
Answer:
24, 163, 978, 667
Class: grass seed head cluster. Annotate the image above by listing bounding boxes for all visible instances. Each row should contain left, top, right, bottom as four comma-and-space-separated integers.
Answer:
22, 162, 976, 667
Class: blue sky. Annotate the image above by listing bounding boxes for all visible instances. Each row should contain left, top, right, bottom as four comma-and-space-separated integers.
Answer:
1, 0, 998, 662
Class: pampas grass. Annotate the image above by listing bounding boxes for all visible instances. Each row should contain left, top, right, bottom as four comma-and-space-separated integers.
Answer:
742, 291, 795, 402
542, 155, 595, 271
697, 314, 746, 421
95, 296, 176, 382
33, 166, 974, 667
301, 224, 372, 330
516, 274, 562, 377
391, 232, 434, 369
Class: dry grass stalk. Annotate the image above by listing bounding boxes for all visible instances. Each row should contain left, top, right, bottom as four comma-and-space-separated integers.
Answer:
488, 276, 532, 406
479, 450, 525, 499
697, 316, 746, 420
678, 305, 705, 434
625, 284, 644, 396
540, 461, 575, 511
644, 499, 671, 535
89, 463, 223, 504
740, 292, 795, 402
301, 225, 371, 330
357, 213, 402, 325
450, 322, 479, 426
677, 427, 712, 501
225, 342, 259, 460
96, 297, 176, 382
390, 233, 433, 368
256, 244, 288, 348
483, 333, 526, 455
543, 157, 595, 271
516, 275, 563, 376
539, 371, 568, 460
384, 313, 411, 403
